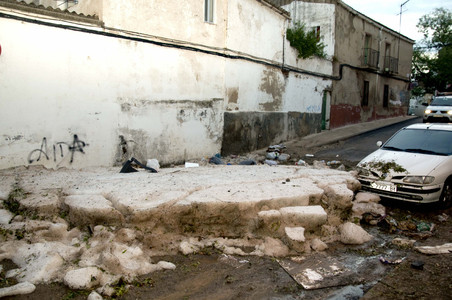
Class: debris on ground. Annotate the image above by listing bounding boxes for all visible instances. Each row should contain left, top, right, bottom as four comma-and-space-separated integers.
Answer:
437, 213, 449, 222
146, 159, 160, 171
339, 222, 373, 245
265, 144, 290, 163
392, 238, 416, 248
415, 243, 452, 254
0, 165, 376, 296
184, 162, 200, 168
379, 257, 404, 265
120, 157, 158, 173
0, 282, 36, 298
209, 154, 225, 165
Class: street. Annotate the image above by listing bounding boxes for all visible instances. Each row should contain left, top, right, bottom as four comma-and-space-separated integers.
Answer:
313, 117, 423, 164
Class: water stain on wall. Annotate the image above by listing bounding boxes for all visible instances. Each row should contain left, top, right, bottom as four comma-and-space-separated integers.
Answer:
116, 98, 224, 165
228, 88, 239, 104
258, 68, 285, 111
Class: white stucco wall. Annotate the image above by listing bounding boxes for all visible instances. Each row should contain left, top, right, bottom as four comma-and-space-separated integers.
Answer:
226, 0, 286, 62
0, 14, 224, 169
282, 2, 335, 71
100, 0, 227, 50
1, 0, 336, 169
224, 0, 332, 116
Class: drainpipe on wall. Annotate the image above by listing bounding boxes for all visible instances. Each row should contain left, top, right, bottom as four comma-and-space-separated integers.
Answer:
282, 19, 287, 71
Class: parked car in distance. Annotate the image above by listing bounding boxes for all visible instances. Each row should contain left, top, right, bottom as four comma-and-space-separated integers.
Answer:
357, 123, 452, 207
408, 97, 428, 117
423, 95, 452, 123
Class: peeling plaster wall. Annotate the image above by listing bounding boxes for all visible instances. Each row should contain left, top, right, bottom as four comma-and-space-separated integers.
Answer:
328, 4, 413, 128
223, 60, 330, 154
222, 111, 321, 155
0, 16, 224, 169
1, 0, 335, 168
282, 2, 335, 59
100, 0, 227, 50
227, 0, 286, 61
222, 0, 332, 154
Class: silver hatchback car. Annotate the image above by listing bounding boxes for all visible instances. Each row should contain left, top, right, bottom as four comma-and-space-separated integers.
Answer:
423, 95, 452, 123
357, 123, 452, 207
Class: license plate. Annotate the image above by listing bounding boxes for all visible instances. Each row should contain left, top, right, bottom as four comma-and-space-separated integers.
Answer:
371, 182, 397, 192
433, 114, 443, 118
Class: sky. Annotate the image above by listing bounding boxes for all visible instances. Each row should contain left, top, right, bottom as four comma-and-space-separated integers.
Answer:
342, 0, 448, 43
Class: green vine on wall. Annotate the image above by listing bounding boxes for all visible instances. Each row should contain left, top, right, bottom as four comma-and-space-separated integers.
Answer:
286, 23, 326, 59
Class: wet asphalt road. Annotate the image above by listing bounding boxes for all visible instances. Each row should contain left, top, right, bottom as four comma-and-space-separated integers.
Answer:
314, 117, 423, 163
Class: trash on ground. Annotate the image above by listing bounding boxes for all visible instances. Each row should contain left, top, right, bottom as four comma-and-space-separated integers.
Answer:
267, 144, 286, 152
278, 257, 358, 290
437, 213, 449, 222
146, 159, 160, 171
327, 160, 341, 166
266, 152, 279, 160
378, 215, 436, 239
277, 153, 290, 161
379, 256, 404, 265
378, 215, 399, 233
238, 160, 257, 165
295, 159, 306, 166
265, 144, 289, 162
264, 159, 278, 166
416, 222, 434, 232
209, 156, 224, 165
120, 157, 158, 173
305, 154, 314, 157
411, 261, 424, 270
185, 162, 200, 168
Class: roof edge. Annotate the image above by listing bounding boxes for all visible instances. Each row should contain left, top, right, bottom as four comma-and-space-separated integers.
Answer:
337, 0, 415, 44
0, 0, 103, 26
257, 0, 291, 19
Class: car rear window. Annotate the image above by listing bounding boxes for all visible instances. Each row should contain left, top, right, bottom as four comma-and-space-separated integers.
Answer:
383, 128, 452, 155
430, 97, 452, 106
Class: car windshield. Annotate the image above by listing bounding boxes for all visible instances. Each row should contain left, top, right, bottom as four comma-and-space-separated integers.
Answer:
383, 128, 452, 155
430, 97, 452, 106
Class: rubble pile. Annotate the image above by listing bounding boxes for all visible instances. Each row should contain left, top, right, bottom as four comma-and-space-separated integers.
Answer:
0, 164, 389, 297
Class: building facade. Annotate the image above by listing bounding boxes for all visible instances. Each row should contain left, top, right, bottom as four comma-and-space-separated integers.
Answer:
0, 0, 333, 169
276, 0, 414, 128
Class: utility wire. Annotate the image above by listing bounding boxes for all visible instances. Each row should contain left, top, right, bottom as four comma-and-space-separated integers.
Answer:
0, 11, 410, 83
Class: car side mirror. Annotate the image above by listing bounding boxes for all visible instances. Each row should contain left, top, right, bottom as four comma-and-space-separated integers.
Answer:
422, 102, 428, 106
376, 141, 383, 147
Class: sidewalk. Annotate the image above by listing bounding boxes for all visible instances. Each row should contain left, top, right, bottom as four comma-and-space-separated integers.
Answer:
293, 115, 419, 149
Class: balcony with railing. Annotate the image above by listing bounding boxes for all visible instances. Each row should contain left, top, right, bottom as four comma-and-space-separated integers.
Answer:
384, 56, 399, 74
362, 48, 379, 69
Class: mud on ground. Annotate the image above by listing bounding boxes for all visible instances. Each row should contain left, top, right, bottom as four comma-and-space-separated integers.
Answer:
2, 192, 451, 300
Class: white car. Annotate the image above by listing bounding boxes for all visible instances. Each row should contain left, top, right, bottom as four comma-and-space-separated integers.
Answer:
357, 123, 452, 207
423, 95, 452, 123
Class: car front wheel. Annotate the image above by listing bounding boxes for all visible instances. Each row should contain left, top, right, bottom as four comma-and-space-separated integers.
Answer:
439, 178, 452, 208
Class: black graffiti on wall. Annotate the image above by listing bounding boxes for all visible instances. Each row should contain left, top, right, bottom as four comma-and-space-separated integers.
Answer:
28, 135, 89, 164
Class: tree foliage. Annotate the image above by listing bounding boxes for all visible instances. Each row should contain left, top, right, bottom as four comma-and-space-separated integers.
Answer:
412, 8, 452, 93
286, 23, 326, 59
